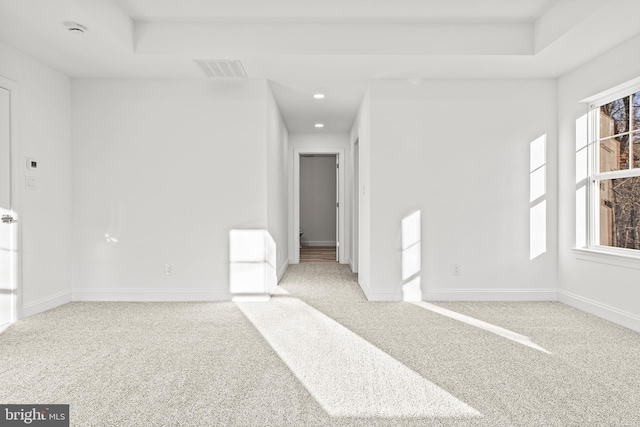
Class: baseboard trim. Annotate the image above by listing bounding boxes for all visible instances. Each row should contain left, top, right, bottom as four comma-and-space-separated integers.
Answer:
21, 290, 72, 319
360, 288, 557, 302
360, 284, 403, 302
423, 288, 558, 302
72, 289, 233, 302
277, 259, 290, 283
346, 258, 355, 273
558, 290, 640, 333
301, 241, 336, 247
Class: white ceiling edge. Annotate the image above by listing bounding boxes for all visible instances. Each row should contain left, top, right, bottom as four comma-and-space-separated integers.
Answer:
1, 0, 639, 133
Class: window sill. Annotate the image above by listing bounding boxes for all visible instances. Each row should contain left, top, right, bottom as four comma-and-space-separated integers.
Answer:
572, 247, 640, 270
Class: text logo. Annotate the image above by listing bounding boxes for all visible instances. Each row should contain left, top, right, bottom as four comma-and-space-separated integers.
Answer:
0, 405, 69, 427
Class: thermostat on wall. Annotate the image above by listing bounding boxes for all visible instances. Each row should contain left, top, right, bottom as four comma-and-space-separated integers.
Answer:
26, 157, 38, 170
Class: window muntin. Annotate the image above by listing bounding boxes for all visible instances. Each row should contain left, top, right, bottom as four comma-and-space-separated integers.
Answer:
589, 90, 640, 252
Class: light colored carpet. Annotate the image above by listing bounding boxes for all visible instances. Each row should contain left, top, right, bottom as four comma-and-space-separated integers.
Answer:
1, 263, 640, 426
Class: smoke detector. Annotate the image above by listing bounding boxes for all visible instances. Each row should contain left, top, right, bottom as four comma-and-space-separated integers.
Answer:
64, 22, 88, 34
194, 60, 248, 78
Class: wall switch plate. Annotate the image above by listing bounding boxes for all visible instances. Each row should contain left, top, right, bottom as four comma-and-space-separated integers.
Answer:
25, 158, 38, 170
165, 264, 172, 275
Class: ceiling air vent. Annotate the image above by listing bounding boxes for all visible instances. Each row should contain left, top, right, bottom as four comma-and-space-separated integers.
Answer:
194, 60, 248, 78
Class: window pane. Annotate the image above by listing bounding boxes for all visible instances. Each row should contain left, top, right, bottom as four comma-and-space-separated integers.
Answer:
634, 132, 640, 169
599, 176, 640, 250
600, 134, 629, 172
600, 96, 629, 138
633, 91, 640, 131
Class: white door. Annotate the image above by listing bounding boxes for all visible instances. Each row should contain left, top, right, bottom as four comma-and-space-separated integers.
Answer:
0, 85, 15, 329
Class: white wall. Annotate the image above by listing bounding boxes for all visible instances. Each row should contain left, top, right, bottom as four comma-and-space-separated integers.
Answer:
558, 33, 640, 332
288, 133, 351, 263
71, 79, 269, 300
364, 79, 558, 301
0, 41, 72, 317
300, 155, 337, 246
266, 84, 289, 281
350, 89, 371, 288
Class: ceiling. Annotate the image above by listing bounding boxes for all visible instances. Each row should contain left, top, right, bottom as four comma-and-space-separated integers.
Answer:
0, 0, 639, 133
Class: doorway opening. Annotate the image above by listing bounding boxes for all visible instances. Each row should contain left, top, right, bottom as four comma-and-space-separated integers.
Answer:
299, 154, 337, 263
292, 148, 345, 265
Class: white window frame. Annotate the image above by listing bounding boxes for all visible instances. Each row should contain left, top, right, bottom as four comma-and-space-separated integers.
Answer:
586, 84, 640, 259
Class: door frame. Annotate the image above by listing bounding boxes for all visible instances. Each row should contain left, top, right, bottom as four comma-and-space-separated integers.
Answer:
352, 137, 359, 273
292, 147, 345, 264
0, 74, 21, 326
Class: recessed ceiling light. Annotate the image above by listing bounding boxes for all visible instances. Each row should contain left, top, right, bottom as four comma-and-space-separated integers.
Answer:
315, 123, 324, 128
313, 94, 325, 99
64, 21, 88, 34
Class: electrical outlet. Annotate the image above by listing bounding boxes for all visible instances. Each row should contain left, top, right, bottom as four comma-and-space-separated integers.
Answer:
452, 264, 461, 276
25, 176, 37, 190
165, 263, 172, 276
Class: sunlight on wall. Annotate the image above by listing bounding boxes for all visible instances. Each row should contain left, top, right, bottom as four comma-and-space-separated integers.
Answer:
529, 135, 547, 260
530, 201, 547, 260
0, 206, 16, 325
229, 230, 276, 296
104, 233, 118, 243
402, 277, 422, 302
401, 210, 422, 301
413, 302, 551, 354
237, 295, 481, 418
575, 114, 589, 247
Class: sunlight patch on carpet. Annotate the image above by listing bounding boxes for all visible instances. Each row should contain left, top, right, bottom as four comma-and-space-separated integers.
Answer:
237, 297, 482, 418
413, 302, 551, 354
